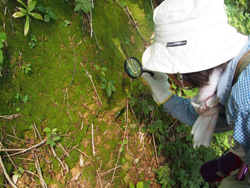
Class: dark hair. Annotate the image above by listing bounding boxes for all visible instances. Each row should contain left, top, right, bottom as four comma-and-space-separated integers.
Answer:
182, 62, 228, 88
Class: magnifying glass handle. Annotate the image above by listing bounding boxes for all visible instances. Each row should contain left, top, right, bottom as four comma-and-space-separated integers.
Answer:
143, 70, 155, 77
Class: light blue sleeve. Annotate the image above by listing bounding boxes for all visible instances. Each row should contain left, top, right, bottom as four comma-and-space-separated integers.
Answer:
163, 94, 199, 125
163, 94, 232, 133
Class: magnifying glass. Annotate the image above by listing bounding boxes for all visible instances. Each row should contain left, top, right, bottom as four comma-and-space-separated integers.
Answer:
124, 57, 154, 79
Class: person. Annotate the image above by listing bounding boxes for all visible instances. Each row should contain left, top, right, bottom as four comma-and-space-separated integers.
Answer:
141, 0, 250, 187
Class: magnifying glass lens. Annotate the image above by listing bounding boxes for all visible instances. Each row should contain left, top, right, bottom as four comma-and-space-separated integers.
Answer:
125, 58, 142, 78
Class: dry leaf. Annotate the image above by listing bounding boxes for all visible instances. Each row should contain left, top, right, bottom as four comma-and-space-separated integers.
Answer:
12, 174, 19, 184
79, 154, 84, 167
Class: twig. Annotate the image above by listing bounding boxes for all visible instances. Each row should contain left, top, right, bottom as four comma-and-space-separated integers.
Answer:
0, 114, 19, 119
81, 122, 84, 130
33, 123, 49, 155
7, 134, 32, 144
32, 125, 37, 138
66, 109, 73, 121
35, 157, 47, 188
152, 133, 159, 166
167, 120, 177, 133
115, 0, 147, 42
111, 98, 129, 184
67, 89, 69, 107
57, 52, 61, 67
0, 142, 17, 170
138, 148, 145, 164
105, 183, 110, 188
150, 0, 154, 10
58, 143, 72, 159
118, 46, 126, 60
33, 123, 43, 141
86, 14, 104, 66
63, 88, 69, 106
9, 139, 47, 157
0, 143, 17, 188
129, 104, 139, 126
7, 6, 15, 35
58, 34, 64, 48
109, 120, 124, 134
0, 155, 18, 188
101, 165, 122, 176
90, 8, 93, 38
96, 170, 103, 188
69, 48, 77, 85
0, 148, 25, 152
50, 146, 68, 171
75, 148, 95, 161
26, 170, 40, 178
85, 70, 102, 106
92, 124, 95, 157
60, 144, 78, 160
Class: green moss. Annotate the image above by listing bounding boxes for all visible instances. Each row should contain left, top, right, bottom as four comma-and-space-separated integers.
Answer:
0, 0, 154, 186
0, 174, 4, 185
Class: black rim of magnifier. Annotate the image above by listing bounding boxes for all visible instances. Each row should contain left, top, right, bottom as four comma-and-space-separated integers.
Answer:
124, 57, 143, 79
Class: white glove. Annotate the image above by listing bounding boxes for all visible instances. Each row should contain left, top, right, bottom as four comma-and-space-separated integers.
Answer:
142, 72, 173, 105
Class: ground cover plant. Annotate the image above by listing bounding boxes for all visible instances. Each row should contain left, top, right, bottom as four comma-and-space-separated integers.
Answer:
12, 0, 43, 36
0, 0, 248, 187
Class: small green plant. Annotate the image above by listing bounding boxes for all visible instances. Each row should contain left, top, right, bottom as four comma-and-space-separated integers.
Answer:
146, 13, 151, 20
129, 181, 150, 188
15, 93, 20, 99
94, 65, 108, 76
0, 32, 6, 68
124, 37, 130, 45
74, 0, 92, 13
22, 63, 31, 74
61, 20, 71, 27
153, 164, 176, 188
43, 127, 61, 147
22, 95, 29, 103
119, 139, 127, 152
15, 93, 29, 103
121, 157, 127, 164
120, 1, 127, 7
16, 107, 20, 112
12, 0, 43, 36
37, 6, 57, 22
100, 78, 116, 97
14, 167, 25, 178
29, 34, 37, 49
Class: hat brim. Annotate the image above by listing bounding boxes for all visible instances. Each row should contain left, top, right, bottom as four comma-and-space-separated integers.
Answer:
142, 26, 248, 74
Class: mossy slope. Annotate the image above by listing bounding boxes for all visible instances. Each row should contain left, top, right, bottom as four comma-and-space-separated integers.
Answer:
0, 0, 155, 187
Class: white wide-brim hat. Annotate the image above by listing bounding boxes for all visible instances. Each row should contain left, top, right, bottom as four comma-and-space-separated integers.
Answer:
142, 0, 248, 74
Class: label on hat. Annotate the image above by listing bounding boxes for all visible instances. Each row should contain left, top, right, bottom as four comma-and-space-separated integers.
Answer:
167, 40, 187, 47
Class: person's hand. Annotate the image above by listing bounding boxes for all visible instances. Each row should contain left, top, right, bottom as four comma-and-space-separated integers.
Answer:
142, 72, 173, 105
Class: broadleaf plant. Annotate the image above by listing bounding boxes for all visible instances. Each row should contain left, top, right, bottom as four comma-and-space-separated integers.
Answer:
100, 78, 116, 97
12, 0, 43, 36
74, 0, 92, 13
22, 63, 31, 74
43, 127, 61, 148
37, 6, 57, 22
